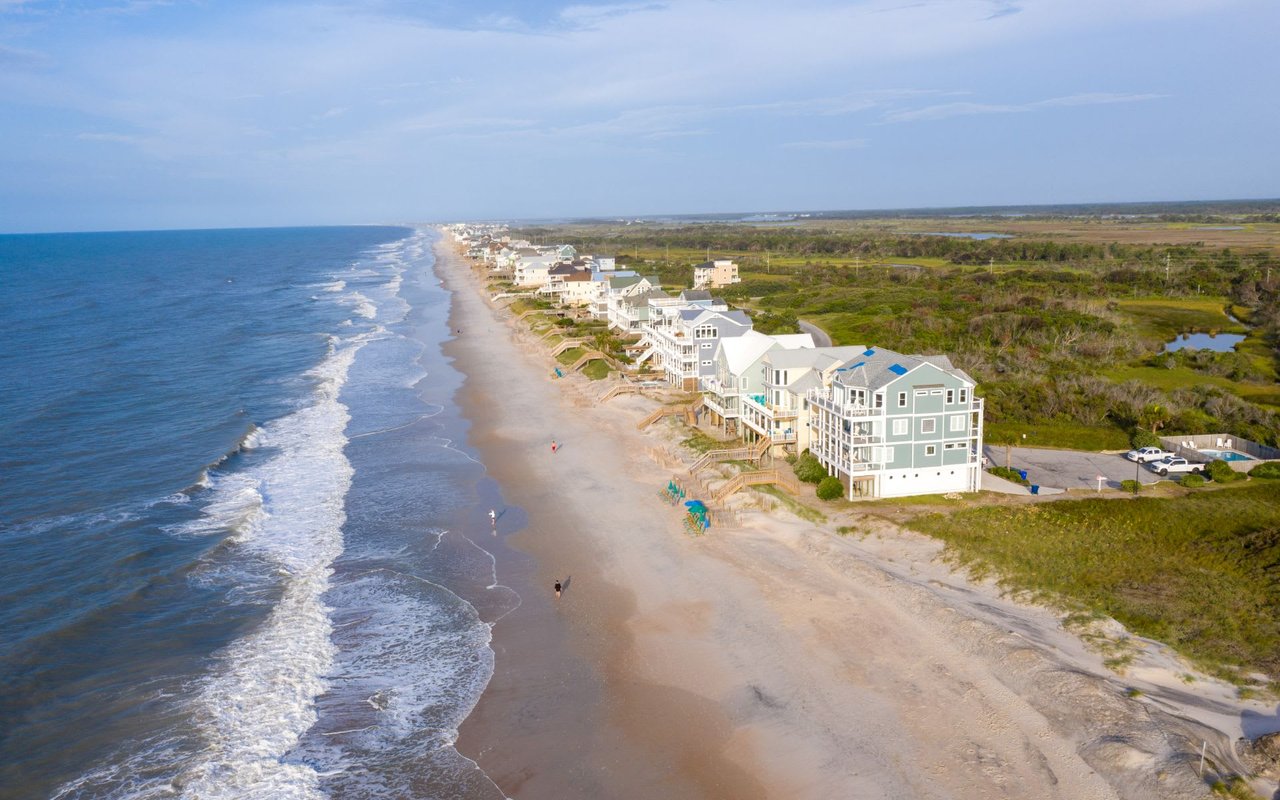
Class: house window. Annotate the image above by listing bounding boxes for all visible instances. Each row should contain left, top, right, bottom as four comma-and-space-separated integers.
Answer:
701, 360, 712, 366
700, 342, 711, 349
897, 391, 907, 407
883, 446, 894, 462
892, 418, 908, 436
925, 445, 937, 457
959, 388, 968, 403
930, 389, 942, 396
921, 418, 936, 434
915, 389, 928, 397
949, 415, 965, 432
946, 389, 955, 404
874, 393, 884, 409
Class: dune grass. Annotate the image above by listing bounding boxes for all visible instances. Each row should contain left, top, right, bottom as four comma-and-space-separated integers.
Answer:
907, 482, 1280, 683
985, 421, 1131, 451
581, 359, 610, 380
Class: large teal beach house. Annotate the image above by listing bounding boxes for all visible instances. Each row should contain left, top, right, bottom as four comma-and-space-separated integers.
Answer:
807, 348, 984, 498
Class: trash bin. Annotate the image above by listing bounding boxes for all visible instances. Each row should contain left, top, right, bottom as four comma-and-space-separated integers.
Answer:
1030, 485, 1039, 495
1018, 470, 1028, 481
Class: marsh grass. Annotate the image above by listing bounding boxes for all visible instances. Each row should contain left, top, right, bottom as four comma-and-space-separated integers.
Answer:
907, 482, 1280, 682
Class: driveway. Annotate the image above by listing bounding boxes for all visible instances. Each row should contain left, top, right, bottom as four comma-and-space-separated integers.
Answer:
983, 445, 1162, 491
798, 319, 832, 347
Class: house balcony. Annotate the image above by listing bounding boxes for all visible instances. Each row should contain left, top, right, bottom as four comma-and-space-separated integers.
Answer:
742, 394, 798, 421
701, 392, 739, 419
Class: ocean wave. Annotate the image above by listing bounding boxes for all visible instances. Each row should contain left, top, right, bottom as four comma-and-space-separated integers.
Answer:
165, 337, 363, 798
59, 330, 371, 799
345, 291, 377, 321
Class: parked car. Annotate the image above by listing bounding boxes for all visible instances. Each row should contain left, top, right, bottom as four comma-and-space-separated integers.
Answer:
1145, 457, 1204, 476
1125, 446, 1174, 463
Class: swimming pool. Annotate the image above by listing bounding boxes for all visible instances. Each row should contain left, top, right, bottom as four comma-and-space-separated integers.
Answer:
1198, 449, 1254, 462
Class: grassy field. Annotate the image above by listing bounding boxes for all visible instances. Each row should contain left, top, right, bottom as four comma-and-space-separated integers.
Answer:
581, 359, 610, 380
1104, 366, 1280, 409
1115, 297, 1246, 339
985, 421, 1132, 451
907, 482, 1280, 684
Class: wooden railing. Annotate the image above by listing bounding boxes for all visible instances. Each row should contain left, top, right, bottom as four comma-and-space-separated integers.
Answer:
688, 438, 770, 475
568, 350, 607, 371
711, 469, 802, 503
636, 396, 704, 430
551, 338, 587, 356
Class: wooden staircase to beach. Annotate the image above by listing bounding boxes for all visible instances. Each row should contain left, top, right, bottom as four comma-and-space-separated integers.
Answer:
688, 438, 770, 475
711, 469, 802, 503
600, 383, 642, 402
636, 396, 704, 430
550, 338, 587, 355
567, 350, 607, 372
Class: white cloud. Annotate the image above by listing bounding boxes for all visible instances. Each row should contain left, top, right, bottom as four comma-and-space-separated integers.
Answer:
883, 92, 1166, 122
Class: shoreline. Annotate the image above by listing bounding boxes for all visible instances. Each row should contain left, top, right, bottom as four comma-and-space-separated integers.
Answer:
432, 233, 1270, 800
438, 238, 767, 797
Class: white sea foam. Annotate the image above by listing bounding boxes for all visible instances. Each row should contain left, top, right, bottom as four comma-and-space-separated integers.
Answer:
346, 292, 377, 321
172, 338, 367, 799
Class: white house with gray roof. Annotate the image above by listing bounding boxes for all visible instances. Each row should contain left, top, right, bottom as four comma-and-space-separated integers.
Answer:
739, 346, 866, 454
641, 307, 753, 390
807, 347, 983, 498
703, 330, 815, 434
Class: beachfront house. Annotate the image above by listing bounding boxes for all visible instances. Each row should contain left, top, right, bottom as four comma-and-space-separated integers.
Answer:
641, 307, 753, 390
806, 348, 983, 498
739, 346, 866, 455
702, 330, 815, 434
692, 259, 741, 290
539, 263, 595, 304
604, 275, 662, 329
513, 250, 561, 287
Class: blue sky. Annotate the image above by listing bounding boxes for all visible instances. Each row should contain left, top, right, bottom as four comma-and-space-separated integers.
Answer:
0, 0, 1276, 232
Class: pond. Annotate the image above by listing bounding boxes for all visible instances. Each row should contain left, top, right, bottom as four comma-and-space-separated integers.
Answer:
1164, 332, 1246, 352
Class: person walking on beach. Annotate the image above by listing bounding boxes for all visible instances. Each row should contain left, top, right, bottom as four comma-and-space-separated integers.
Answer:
554, 579, 562, 599
551, 440, 558, 454
489, 508, 497, 529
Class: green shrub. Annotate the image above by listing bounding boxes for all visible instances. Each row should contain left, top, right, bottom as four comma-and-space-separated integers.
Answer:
793, 452, 828, 484
1121, 479, 1142, 493
816, 476, 844, 500
1249, 461, 1280, 479
1206, 459, 1242, 483
1180, 473, 1206, 488
988, 466, 1029, 485
1131, 429, 1163, 449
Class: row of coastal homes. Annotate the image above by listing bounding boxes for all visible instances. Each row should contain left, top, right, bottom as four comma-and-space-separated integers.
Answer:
704, 333, 983, 498
450, 225, 982, 499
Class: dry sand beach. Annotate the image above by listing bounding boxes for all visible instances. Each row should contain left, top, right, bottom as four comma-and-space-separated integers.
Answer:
436, 236, 1274, 800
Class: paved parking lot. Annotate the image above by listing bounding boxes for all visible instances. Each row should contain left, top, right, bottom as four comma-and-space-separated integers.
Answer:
982, 445, 1164, 491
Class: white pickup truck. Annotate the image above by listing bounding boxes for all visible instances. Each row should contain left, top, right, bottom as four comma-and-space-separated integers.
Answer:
1125, 446, 1175, 463
1145, 457, 1204, 476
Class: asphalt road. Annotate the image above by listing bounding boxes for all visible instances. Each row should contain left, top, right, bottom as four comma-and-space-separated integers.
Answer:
798, 319, 832, 347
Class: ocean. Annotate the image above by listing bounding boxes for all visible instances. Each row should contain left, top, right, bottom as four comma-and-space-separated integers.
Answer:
0, 226, 515, 799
